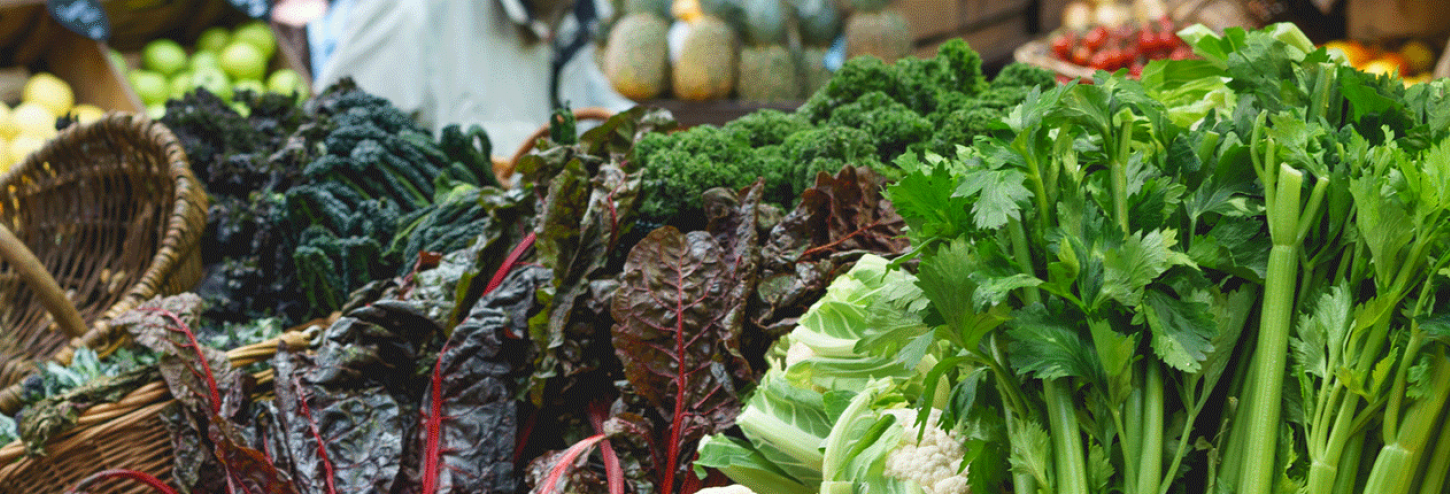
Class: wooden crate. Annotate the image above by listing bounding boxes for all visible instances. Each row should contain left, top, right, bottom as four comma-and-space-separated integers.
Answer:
913, 9, 1034, 66
0, 3, 141, 112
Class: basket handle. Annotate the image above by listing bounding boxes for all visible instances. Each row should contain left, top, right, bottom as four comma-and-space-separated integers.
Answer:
494, 107, 617, 184
0, 223, 88, 339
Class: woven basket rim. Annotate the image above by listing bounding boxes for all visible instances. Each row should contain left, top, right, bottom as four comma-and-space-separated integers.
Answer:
0, 112, 209, 415
0, 327, 317, 465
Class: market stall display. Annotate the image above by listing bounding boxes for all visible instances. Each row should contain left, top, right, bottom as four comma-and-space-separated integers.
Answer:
598, 0, 858, 104
5, 1, 1450, 493
113, 20, 311, 119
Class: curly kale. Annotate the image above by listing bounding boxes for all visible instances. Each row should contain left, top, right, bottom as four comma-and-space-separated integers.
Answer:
635, 126, 761, 224
799, 38, 987, 122
632, 39, 1020, 227
925, 63, 1058, 155
991, 62, 1058, 91
721, 110, 813, 147
826, 91, 932, 160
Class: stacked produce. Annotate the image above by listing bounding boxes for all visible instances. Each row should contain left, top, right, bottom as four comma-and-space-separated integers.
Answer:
0, 73, 103, 171
4, 37, 1059, 493
600, 0, 876, 102
160, 79, 495, 327
1048, 14, 1192, 78
701, 22, 1450, 494
736, 0, 798, 101
1035, 0, 1194, 80
117, 20, 309, 119
842, 0, 911, 63
1321, 38, 1440, 85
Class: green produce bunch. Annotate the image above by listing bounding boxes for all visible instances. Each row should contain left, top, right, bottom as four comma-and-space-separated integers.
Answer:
699, 23, 1450, 494
282, 81, 497, 317
164, 79, 496, 325
634, 38, 1057, 230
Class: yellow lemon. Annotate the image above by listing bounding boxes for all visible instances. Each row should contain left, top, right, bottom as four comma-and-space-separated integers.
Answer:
0, 102, 17, 140
22, 72, 74, 117
70, 104, 105, 123
8, 134, 46, 168
12, 102, 57, 138
1401, 40, 1437, 74
0, 139, 10, 174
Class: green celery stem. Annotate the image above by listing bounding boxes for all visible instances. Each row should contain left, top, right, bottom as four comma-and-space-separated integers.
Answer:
1364, 445, 1416, 494
1045, 378, 1089, 494
1308, 388, 1363, 494
1364, 353, 1450, 494
1306, 459, 1337, 494
1137, 363, 1165, 494
1236, 244, 1299, 494
1331, 433, 1364, 494
1006, 411, 1040, 494
1123, 384, 1144, 493
1415, 404, 1450, 494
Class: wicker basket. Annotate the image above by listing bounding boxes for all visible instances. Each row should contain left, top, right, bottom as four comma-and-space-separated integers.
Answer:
492, 107, 616, 186
0, 113, 208, 415
0, 329, 317, 494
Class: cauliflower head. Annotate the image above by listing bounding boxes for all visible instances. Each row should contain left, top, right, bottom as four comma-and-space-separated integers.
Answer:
880, 407, 971, 494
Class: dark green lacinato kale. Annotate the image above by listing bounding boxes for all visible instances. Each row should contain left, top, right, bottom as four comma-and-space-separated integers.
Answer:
280, 81, 497, 320
633, 38, 1051, 227
167, 78, 499, 325
163, 89, 312, 325
387, 184, 498, 271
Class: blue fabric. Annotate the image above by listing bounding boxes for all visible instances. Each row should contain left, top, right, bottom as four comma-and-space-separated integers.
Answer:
306, 0, 355, 80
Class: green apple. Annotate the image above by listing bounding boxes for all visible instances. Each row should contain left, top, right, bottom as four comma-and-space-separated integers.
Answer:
191, 66, 232, 101
219, 42, 267, 82
196, 26, 231, 54
107, 48, 127, 71
169, 72, 193, 99
231, 20, 276, 59
142, 39, 188, 76
189, 51, 220, 71
231, 101, 251, 118
128, 70, 169, 106
146, 103, 167, 119
233, 78, 265, 99
265, 69, 307, 97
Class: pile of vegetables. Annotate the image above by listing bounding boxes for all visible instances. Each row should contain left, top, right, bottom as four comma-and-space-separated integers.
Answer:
701, 22, 1450, 494
15, 38, 1065, 494
162, 79, 497, 327
634, 38, 1055, 228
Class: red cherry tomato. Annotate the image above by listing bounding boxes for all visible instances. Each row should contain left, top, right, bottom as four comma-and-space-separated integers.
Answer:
1170, 46, 1194, 60
1090, 49, 1117, 70
1072, 45, 1093, 66
1138, 28, 1156, 52
1052, 33, 1075, 59
1084, 26, 1110, 51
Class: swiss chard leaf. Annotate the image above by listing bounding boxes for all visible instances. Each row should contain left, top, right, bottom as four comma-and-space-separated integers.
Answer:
611, 220, 757, 492
264, 301, 442, 494
756, 166, 909, 347
418, 265, 542, 494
